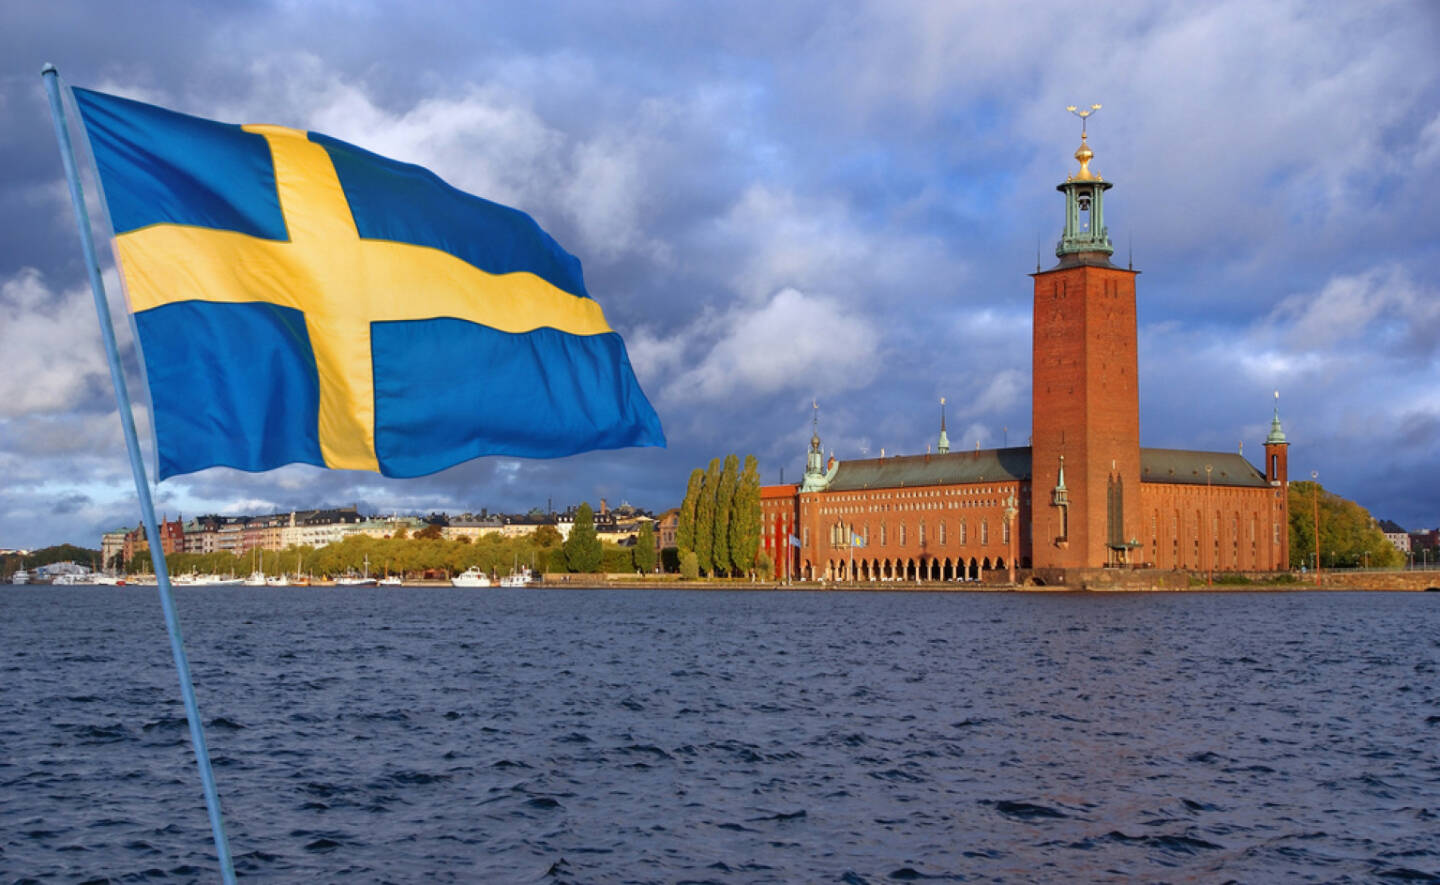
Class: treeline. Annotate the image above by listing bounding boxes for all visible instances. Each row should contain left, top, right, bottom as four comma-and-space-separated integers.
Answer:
137, 520, 651, 580
1287, 481, 1404, 569
675, 453, 765, 578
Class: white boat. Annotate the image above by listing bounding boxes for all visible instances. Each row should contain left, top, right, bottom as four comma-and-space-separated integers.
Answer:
11, 568, 30, 584
378, 575, 403, 587
336, 555, 376, 587
451, 566, 491, 588
265, 575, 291, 587
243, 570, 267, 586
92, 573, 126, 586
498, 568, 534, 587
178, 573, 244, 586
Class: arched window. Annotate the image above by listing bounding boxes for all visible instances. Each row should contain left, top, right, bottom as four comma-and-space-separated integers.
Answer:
939, 521, 947, 545
899, 523, 907, 546
981, 520, 989, 545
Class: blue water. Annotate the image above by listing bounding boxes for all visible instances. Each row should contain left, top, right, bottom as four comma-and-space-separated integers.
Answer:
2, 588, 1437, 882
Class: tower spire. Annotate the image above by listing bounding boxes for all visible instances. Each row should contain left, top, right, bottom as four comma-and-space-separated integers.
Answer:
1266, 390, 1288, 445
1056, 103, 1114, 259
937, 397, 950, 454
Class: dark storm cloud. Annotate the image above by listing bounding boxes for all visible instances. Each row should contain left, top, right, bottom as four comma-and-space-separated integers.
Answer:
2, 0, 1438, 548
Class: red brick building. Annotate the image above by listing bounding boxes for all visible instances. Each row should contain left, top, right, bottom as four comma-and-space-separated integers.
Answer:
761, 125, 1290, 584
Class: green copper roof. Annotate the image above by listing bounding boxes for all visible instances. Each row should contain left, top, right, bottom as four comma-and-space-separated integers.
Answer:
1266, 407, 1287, 445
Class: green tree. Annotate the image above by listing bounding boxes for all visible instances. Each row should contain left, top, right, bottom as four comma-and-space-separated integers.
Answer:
713, 454, 739, 577
694, 459, 720, 576
680, 550, 700, 580
1288, 481, 1404, 569
415, 523, 443, 540
564, 502, 604, 573
755, 548, 774, 581
730, 454, 762, 576
532, 524, 563, 547
676, 468, 703, 555
634, 522, 657, 574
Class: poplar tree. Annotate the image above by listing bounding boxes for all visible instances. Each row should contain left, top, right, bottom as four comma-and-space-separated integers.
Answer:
713, 454, 739, 577
730, 454, 762, 576
694, 458, 720, 576
564, 502, 603, 573
676, 468, 703, 555
634, 522, 657, 574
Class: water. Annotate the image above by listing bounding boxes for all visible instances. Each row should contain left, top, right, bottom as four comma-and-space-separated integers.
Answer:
2, 588, 1437, 883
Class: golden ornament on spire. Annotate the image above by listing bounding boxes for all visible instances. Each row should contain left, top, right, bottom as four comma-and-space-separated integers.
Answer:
1066, 103, 1102, 181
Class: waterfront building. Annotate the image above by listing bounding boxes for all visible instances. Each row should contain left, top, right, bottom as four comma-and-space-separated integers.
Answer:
761, 124, 1290, 584
1379, 520, 1410, 554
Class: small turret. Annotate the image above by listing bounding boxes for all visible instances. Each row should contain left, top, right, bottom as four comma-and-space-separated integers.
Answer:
937, 397, 950, 454
1264, 391, 1289, 486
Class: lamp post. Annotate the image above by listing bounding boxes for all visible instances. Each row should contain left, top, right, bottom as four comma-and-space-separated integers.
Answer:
1311, 471, 1321, 586
1204, 464, 1213, 586
1003, 492, 1018, 584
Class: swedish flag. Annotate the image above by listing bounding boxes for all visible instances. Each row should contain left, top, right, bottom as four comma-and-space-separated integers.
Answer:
72, 87, 664, 480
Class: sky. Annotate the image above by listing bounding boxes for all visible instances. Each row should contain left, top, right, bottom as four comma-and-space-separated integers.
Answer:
1, 1, 1438, 550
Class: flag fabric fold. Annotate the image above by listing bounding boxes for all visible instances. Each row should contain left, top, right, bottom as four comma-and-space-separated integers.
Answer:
72, 86, 664, 480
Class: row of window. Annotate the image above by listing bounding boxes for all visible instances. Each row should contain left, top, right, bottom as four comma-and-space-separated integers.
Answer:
819, 498, 1026, 516
826, 519, 1014, 548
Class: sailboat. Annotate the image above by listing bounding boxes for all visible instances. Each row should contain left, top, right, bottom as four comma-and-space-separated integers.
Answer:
335, 554, 377, 587
243, 549, 267, 586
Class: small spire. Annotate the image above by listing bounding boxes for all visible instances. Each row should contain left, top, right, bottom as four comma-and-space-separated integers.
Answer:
937, 397, 950, 454
1266, 390, 1288, 445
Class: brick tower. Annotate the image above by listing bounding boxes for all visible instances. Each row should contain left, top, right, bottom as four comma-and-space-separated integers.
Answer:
1264, 392, 1290, 568
1030, 108, 1142, 571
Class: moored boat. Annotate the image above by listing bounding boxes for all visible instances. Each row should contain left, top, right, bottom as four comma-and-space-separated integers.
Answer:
451, 566, 491, 588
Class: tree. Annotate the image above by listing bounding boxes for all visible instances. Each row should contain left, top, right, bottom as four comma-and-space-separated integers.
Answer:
755, 548, 774, 582
713, 454, 739, 576
694, 458, 720, 576
676, 468, 703, 556
416, 523, 443, 540
680, 550, 700, 580
634, 522, 657, 574
564, 502, 604, 573
731, 454, 762, 576
532, 524, 563, 548
1288, 481, 1405, 569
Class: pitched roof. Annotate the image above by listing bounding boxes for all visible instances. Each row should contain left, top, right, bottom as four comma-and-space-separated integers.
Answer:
1138, 448, 1269, 488
826, 447, 1031, 491
799, 446, 1269, 493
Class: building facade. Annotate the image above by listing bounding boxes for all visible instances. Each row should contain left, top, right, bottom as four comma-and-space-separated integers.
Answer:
761, 125, 1290, 583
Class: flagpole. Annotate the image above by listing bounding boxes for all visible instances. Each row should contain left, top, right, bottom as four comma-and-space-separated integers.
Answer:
41, 64, 237, 885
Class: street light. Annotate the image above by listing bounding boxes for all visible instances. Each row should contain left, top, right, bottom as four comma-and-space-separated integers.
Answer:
1003, 492, 1018, 584
1311, 471, 1321, 586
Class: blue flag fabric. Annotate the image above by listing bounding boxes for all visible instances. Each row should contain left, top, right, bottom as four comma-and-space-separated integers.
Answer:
72, 86, 664, 479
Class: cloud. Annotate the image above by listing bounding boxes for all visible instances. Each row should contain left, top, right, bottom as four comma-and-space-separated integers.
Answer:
654, 287, 879, 403
1266, 265, 1440, 360
0, 269, 113, 419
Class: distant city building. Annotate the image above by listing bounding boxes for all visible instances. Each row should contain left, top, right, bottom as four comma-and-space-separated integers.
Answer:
1378, 519, 1410, 554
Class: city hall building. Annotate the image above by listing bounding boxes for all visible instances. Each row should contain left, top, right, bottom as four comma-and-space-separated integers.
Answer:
760, 126, 1290, 586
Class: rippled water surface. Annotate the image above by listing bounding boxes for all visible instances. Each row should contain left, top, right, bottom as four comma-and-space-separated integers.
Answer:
2, 587, 1438, 883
